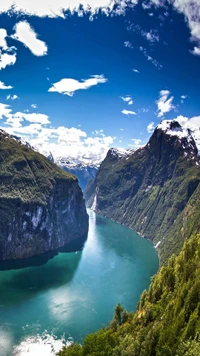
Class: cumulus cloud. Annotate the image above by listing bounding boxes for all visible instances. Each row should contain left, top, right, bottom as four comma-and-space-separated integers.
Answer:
12, 112, 50, 124
0, 29, 7, 48
122, 109, 137, 115
0, 101, 115, 163
0, 28, 17, 70
156, 90, 175, 117
144, 0, 200, 56
12, 21, 48, 56
31, 104, 37, 108
0, 52, 17, 70
0, 81, 13, 89
0, 103, 12, 118
0, 1, 138, 18
147, 121, 155, 133
133, 68, 139, 73
48, 74, 107, 96
3, 123, 115, 163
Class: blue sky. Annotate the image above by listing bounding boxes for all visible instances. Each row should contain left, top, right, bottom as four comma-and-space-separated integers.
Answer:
0, 0, 199, 162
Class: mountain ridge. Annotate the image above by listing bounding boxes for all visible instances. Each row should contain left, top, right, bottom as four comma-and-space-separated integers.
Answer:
85, 120, 200, 264
0, 129, 89, 260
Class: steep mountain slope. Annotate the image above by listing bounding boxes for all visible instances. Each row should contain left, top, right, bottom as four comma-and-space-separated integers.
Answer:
58, 234, 200, 356
85, 120, 200, 264
55, 157, 99, 190
0, 129, 89, 260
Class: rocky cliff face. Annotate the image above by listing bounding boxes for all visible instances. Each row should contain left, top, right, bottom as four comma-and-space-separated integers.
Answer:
56, 157, 99, 190
0, 129, 89, 260
85, 120, 200, 264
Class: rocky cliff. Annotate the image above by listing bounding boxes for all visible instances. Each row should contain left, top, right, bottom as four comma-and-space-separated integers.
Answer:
85, 120, 200, 264
55, 157, 99, 190
0, 129, 89, 260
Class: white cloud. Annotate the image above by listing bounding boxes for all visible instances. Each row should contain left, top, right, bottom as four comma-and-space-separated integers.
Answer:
166, 115, 200, 151
48, 74, 107, 96
133, 68, 139, 73
122, 109, 137, 115
0, 52, 17, 70
147, 121, 155, 133
121, 96, 132, 102
0, 28, 17, 70
6, 94, 18, 100
2, 122, 115, 164
12, 112, 50, 124
156, 90, 175, 117
121, 96, 133, 105
181, 95, 187, 103
131, 138, 142, 146
145, 0, 200, 56
12, 21, 48, 56
139, 46, 162, 69
145, 29, 159, 43
0, 102, 50, 126
192, 46, 200, 56
0, 103, 12, 119
0, 29, 7, 48
0, 1, 138, 18
0, 81, 13, 89
0, 101, 115, 163
124, 41, 133, 48
31, 104, 37, 108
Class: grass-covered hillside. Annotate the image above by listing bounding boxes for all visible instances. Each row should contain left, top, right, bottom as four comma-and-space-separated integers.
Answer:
58, 234, 200, 356
0, 130, 76, 205
85, 121, 200, 265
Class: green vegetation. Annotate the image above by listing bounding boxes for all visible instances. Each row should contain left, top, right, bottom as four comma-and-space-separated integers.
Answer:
85, 127, 200, 265
57, 234, 200, 356
0, 130, 88, 260
0, 130, 76, 205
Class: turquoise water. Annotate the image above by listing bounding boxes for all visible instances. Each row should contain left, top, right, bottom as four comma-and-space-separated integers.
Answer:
0, 210, 159, 355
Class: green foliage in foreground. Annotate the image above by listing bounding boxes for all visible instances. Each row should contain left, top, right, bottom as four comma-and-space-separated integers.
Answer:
57, 234, 200, 356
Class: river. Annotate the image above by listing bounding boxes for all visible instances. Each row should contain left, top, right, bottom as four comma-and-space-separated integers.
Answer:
0, 210, 159, 355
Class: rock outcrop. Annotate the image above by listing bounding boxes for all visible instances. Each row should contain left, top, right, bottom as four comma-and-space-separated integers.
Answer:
0, 129, 89, 260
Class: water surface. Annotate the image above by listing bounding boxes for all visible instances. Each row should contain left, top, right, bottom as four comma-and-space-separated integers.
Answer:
0, 210, 159, 355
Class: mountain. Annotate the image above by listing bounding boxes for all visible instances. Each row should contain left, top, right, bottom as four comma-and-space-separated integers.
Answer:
58, 233, 200, 356
54, 156, 100, 190
0, 129, 89, 260
85, 120, 200, 265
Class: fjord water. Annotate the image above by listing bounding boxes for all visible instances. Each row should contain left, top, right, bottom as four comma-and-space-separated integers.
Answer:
0, 210, 159, 355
